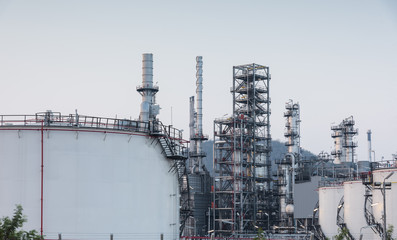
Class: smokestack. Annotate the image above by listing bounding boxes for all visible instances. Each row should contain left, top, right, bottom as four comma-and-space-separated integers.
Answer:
138, 53, 159, 122
196, 56, 203, 137
189, 96, 196, 173
367, 130, 372, 162
196, 56, 203, 170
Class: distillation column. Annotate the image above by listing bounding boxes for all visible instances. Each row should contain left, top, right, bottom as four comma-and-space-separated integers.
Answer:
278, 100, 300, 229
331, 116, 358, 164
367, 130, 372, 162
213, 63, 272, 237
189, 56, 208, 172
189, 96, 197, 173
187, 56, 209, 236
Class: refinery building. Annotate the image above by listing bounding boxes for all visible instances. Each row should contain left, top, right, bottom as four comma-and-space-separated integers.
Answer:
0, 54, 396, 240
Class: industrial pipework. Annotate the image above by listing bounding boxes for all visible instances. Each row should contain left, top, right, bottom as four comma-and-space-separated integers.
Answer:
331, 116, 358, 164
137, 53, 160, 122
213, 63, 272, 236
188, 56, 207, 174
185, 56, 209, 236
189, 96, 196, 173
284, 100, 301, 155
277, 100, 300, 229
196, 56, 204, 170
368, 130, 372, 162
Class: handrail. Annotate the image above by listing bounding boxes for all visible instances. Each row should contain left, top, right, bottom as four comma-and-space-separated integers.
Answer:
0, 113, 187, 142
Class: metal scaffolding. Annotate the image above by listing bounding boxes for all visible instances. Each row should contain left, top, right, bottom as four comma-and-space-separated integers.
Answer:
331, 116, 358, 164
213, 63, 272, 237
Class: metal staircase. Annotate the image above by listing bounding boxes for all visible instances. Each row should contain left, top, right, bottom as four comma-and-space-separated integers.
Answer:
312, 201, 327, 240
364, 184, 383, 237
336, 196, 355, 240
150, 121, 191, 236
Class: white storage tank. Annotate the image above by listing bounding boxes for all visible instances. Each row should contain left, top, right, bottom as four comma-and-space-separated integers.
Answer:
343, 180, 375, 240
0, 115, 180, 240
372, 169, 397, 240
318, 185, 343, 238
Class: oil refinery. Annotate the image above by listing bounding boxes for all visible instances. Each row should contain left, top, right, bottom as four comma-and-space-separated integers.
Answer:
0, 53, 396, 240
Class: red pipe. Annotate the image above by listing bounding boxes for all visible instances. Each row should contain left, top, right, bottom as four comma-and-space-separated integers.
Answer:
40, 121, 44, 237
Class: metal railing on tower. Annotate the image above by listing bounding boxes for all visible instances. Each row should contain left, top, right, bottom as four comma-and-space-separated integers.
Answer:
213, 63, 273, 237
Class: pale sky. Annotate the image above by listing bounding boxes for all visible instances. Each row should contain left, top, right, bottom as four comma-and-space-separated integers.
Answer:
0, 0, 396, 161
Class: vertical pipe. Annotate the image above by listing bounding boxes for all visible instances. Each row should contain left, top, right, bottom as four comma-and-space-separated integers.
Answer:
208, 207, 211, 234
40, 121, 44, 237
383, 183, 386, 240
232, 66, 237, 234
212, 123, 216, 235
189, 96, 196, 173
367, 130, 372, 162
196, 56, 203, 170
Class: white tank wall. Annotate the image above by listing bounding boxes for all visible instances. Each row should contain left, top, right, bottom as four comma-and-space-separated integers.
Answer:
0, 128, 179, 240
319, 186, 343, 238
372, 169, 397, 239
344, 181, 375, 240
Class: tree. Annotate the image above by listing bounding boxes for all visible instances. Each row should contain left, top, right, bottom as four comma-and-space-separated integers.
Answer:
253, 227, 267, 240
0, 205, 42, 240
387, 224, 395, 240
334, 227, 349, 240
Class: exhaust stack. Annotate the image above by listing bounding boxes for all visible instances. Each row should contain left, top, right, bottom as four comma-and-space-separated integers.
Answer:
137, 53, 160, 122
196, 56, 203, 170
367, 130, 372, 162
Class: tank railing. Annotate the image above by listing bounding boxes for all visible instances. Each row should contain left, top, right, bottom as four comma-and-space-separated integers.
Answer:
371, 160, 397, 169
0, 117, 190, 174
318, 179, 345, 188
0, 114, 155, 134
0, 114, 44, 126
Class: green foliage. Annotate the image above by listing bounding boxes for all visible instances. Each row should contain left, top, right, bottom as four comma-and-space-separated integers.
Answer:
387, 224, 395, 240
333, 227, 349, 240
253, 227, 267, 240
0, 205, 42, 240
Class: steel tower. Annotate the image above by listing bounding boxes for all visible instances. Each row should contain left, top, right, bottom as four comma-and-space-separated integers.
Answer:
277, 100, 300, 229
331, 116, 358, 164
213, 63, 272, 237
185, 56, 210, 236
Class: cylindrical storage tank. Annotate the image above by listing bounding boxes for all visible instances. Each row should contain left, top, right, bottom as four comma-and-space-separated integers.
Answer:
0, 125, 180, 240
372, 169, 397, 240
344, 181, 375, 240
318, 185, 343, 238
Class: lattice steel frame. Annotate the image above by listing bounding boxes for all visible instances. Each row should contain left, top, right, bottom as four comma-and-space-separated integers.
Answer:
213, 64, 272, 237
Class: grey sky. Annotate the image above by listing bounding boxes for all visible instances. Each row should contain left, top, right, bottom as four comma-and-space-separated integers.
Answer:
0, 0, 396, 161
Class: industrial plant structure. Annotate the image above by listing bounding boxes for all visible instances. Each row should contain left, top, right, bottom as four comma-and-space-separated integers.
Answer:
0, 54, 189, 240
0, 54, 396, 240
275, 100, 301, 230
213, 63, 273, 237
185, 56, 211, 237
208, 61, 397, 240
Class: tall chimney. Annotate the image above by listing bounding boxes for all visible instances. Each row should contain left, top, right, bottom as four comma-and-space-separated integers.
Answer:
196, 56, 203, 170
137, 53, 159, 122
367, 130, 372, 162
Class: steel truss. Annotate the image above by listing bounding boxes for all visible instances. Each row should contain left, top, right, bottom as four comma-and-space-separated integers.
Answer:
213, 64, 272, 237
